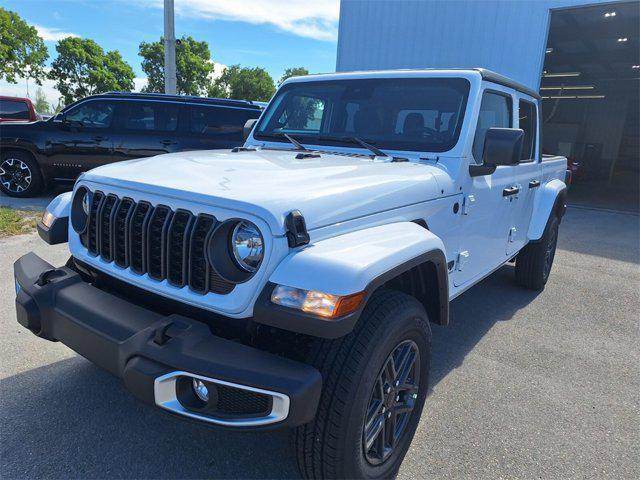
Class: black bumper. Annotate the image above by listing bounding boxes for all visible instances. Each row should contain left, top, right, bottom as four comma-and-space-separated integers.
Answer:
14, 252, 321, 429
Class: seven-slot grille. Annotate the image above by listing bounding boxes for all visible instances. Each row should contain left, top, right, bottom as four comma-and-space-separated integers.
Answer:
83, 191, 234, 295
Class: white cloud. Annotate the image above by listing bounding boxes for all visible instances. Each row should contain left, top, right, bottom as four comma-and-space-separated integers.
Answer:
142, 0, 339, 42
34, 25, 79, 42
133, 77, 148, 92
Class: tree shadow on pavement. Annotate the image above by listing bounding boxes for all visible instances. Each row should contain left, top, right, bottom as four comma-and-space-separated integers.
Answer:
0, 266, 539, 479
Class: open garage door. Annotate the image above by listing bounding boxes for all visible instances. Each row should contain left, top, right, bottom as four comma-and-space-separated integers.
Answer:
542, 1, 639, 212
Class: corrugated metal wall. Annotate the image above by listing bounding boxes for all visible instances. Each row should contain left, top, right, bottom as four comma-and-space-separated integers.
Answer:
336, 0, 609, 89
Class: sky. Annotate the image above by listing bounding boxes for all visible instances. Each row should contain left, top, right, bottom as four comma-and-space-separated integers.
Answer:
0, 0, 340, 107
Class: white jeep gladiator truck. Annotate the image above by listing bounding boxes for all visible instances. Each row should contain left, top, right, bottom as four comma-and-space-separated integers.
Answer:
15, 69, 567, 479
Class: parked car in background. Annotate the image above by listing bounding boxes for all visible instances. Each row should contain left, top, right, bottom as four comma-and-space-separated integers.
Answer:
0, 92, 263, 197
0, 96, 40, 123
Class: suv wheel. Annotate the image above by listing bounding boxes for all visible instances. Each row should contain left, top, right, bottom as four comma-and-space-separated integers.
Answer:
0, 151, 43, 197
294, 289, 431, 479
515, 213, 560, 290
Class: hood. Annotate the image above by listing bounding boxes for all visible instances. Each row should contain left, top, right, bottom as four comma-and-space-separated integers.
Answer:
82, 149, 444, 234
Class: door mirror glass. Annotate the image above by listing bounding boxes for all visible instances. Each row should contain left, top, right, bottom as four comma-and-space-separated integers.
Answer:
482, 128, 524, 166
243, 118, 258, 141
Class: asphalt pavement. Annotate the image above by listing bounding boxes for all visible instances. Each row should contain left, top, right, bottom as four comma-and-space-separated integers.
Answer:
0, 206, 638, 479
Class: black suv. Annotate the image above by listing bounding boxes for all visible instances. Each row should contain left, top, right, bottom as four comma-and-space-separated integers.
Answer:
0, 92, 263, 197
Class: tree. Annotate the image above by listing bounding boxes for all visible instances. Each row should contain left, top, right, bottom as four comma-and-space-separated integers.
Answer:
49, 37, 135, 104
210, 65, 275, 102
278, 67, 309, 86
0, 8, 48, 84
139, 36, 214, 96
33, 87, 49, 114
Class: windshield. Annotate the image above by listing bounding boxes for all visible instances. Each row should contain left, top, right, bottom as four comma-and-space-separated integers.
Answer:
254, 77, 470, 153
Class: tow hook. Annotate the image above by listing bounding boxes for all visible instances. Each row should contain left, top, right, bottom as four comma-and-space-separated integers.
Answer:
35, 268, 67, 286
153, 319, 190, 346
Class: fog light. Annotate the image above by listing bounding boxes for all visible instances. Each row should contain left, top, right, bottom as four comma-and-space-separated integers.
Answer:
192, 379, 209, 402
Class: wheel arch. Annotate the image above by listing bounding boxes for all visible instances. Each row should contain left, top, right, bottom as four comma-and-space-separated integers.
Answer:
254, 222, 449, 338
0, 146, 49, 187
527, 179, 567, 242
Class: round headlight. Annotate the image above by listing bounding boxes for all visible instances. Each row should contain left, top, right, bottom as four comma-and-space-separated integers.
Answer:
71, 187, 91, 234
231, 221, 264, 272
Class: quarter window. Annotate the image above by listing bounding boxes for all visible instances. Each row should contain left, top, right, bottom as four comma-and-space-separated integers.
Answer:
472, 91, 512, 163
518, 100, 537, 161
65, 101, 115, 129
122, 102, 178, 132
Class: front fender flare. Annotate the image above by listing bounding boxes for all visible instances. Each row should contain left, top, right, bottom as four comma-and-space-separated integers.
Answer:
254, 222, 449, 338
528, 179, 567, 241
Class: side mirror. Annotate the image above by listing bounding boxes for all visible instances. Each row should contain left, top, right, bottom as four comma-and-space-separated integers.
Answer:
243, 118, 258, 142
483, 128, 524, 166
469, 128, 524, 177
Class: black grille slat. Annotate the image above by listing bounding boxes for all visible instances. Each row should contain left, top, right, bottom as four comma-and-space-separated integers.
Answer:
113, 198, 134, 268
99, 194, 118, 261
188, 214, 215, 293
146, 205, 172, 281
87, 191, 104, 255
129, 201, 152, 274
82, 194, 234, 295
167, 210, 194, 287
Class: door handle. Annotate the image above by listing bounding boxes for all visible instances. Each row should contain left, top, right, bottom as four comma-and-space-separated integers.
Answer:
92, 136, 107, 142
503, 186, 520, 197
160, 140, 177, 146
529, 180, 541, 189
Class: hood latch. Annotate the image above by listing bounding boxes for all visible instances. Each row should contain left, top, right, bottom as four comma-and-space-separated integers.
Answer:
285, 210, 310, 248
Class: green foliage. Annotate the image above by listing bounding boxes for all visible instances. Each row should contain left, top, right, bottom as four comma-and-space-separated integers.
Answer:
33, 87, 49, 114
139, 36, 214, 95
0, 8, 49, 84
49, 37, 135, 104
210, 65, 275, 102
278, 67, 309, 86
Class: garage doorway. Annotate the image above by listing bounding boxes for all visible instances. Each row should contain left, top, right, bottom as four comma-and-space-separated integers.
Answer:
542, 1, 639, 212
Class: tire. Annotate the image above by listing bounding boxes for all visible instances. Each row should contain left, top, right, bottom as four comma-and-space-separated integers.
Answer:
0, 150, 44, 197
294, 289, 431, 479
515, 213, 560, 290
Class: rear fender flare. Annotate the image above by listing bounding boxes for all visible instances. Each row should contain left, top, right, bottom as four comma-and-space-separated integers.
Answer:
528, 179, 567, 241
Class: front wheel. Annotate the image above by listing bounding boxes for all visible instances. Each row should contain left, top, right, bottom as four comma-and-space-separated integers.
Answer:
294, 289, 431, 479
0, 151, 44, 197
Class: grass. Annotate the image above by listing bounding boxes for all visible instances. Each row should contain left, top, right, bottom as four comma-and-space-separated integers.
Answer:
0, 207, 40, 237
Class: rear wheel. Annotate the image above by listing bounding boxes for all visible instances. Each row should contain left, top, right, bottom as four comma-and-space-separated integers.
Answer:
515, 214, 560, 290
294, 289, 431, 479
0, 151, 43, 197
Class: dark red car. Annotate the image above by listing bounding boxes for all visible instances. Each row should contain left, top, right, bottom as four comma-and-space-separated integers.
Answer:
0, 96, 40, 123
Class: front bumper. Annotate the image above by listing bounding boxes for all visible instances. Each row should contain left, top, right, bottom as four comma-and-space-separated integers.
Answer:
14, 252, 321, 429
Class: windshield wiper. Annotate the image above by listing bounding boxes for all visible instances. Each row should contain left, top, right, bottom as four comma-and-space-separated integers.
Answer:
283, 133, 309, 151
348, 137, 387, 157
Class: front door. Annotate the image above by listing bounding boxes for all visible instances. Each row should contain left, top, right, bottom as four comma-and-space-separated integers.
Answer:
453, 88, 516, 287
46, 100, 116, 180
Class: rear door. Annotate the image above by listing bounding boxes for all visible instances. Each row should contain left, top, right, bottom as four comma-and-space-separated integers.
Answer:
508, 97, 541, 255
453, 88, 517, 287
182, 104, 261, 151
112, 100, 181, 161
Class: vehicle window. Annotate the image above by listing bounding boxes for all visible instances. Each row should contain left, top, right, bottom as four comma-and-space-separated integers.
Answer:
122, 102, 178, 132
0, 99, 30, 120
255, 78, 471, 153
65, 101, 115, 129
472, 91, 513, 163
190, 106, 260, 136
519, 100, 537, 161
